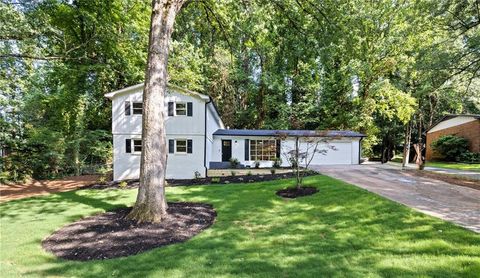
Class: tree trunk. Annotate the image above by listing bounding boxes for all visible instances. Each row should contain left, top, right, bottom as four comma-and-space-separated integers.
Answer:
295, 137, 301, 189
416, 117, 425, 170
402, 121, 411, 169
127, 0, 185, 223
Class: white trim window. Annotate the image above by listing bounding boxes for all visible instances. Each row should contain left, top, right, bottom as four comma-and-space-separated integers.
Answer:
133, 139, 142, 153
132, 102, 143, 115
168, 139, 193, 154
175, 102, 187, 116
125, 138, 142, 154
250, 139, 277, 161
176, 139, 187, 153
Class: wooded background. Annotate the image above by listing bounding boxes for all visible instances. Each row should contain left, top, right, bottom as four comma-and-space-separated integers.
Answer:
1, 0, 479, 181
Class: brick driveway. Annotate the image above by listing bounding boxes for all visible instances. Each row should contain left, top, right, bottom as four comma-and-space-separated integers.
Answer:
310, 163, 480, 233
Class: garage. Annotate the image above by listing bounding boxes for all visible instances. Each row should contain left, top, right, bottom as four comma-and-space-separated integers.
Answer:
308, 142, 354, 165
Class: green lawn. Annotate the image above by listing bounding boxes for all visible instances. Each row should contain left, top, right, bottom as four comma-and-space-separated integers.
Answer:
1, 175, 479, 277
426, 161, 480, 172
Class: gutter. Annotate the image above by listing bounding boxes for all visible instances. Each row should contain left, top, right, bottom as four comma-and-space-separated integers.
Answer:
204, 97, 212, 178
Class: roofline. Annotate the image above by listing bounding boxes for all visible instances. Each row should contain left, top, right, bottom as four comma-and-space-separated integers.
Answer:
104, 83, 210, 101
213, 129, 366, 138
426, 114, 480, 133
207, 97, 225, 128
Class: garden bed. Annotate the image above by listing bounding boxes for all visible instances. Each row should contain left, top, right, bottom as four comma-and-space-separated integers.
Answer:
84, 170, 318, 190
42, 202, 216, 261
276, 186, 318, 198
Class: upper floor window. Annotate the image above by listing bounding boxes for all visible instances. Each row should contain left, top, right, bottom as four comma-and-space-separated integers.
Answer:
168, 101, 193, 117
124, 101, 142, 116
132, 103, 143, 115
175, 103, 187, 116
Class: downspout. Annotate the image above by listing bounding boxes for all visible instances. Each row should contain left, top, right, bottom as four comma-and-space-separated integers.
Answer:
204, 98, 212, 177
358, 137, 363, 164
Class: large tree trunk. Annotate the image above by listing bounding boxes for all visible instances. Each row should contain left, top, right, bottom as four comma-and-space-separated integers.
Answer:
127, 0, 185, 223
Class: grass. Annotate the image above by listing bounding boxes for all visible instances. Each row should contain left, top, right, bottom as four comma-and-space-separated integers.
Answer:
426, 161, 480, 172
1, 175, 479, 277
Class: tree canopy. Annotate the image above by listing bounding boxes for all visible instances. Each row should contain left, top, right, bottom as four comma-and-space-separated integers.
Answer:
1, 0, 479, 181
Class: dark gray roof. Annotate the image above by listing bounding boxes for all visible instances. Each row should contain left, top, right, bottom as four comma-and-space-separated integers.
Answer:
213, 129, 365, 137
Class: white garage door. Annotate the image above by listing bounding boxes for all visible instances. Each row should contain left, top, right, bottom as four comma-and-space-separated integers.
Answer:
309, 142, 352, 165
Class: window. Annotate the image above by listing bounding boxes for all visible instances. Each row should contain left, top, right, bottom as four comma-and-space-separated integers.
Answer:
250, 140, 277, 161
175, 103, 186, 116
176, 139, 187, 153
133, 139, 142, 153
132, 102, 143, 115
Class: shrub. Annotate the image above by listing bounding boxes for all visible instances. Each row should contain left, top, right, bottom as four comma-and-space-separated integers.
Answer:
246, 171, 252, 176
230, 171, 236, 176
254, 161, 260, 169
458, 152, 480, 163
194, 171, 202, 179
211, 177, 220, 183
270, 168, 276, 175
431, 135, 469, 161
273, 158, 282, 168
118, 181, 128, 189
229, 158, 240, 168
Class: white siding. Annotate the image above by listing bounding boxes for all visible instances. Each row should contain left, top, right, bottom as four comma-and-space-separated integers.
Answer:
111, 86, 210, 180
210, 136, 361, 168
113, 134, 205, 180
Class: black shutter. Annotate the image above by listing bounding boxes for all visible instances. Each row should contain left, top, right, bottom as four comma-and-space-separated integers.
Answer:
245, 139, 250, 160
187, 102, 193, 116
168, 139, 174, 153
187, 139, 193, 153
125, 101, 131, 116
126, 139, 131, 153
276, 139, 281, 158
168, 102, 174, 116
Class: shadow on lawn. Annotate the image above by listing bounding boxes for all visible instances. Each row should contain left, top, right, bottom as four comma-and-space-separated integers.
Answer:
2, 176, 479, 277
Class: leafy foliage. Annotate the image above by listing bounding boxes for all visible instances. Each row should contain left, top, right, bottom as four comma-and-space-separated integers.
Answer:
431, 135, 470, 162
1, 0, 479, 180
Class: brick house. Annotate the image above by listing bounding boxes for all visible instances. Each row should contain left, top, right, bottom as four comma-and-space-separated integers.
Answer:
425, 114, 480, 161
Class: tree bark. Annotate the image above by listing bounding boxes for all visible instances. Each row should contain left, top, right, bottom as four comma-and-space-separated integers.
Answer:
402, 121, 411, 169
127, 0, 185, 223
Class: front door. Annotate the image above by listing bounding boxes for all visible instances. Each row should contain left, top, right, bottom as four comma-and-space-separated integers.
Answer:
222, 140, 232, 162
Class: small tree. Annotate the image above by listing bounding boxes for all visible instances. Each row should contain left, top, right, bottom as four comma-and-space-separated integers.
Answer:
280, 134, 336, 189
431, 135, 469, 162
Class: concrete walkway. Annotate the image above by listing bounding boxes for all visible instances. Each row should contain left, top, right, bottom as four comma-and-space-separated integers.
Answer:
310, 163, 480, 233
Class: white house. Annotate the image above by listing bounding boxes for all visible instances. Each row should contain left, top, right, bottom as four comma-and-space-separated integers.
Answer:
106, 83, 365, 180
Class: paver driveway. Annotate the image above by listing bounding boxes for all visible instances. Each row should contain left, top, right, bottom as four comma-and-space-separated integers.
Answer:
311, 163, 480, 233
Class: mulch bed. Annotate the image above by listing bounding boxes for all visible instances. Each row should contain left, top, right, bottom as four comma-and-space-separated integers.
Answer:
276, 186, 318, 198
42, 202, 216, 261
84, 170, 318, 190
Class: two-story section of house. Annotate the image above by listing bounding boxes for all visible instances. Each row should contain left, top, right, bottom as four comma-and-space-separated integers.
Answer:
105, 83, 224, 180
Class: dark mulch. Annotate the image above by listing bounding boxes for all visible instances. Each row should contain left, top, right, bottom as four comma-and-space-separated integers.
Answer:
84, 170, 318, 190
276, 186, 318, 198
42, 202, 216, 261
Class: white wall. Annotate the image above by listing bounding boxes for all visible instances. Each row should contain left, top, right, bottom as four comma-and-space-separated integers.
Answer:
112, 88, 207, 136
111, 86, 210, 180
113, 134, 206, 180
428, 116, 478, 133
210, 136, 361, 168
